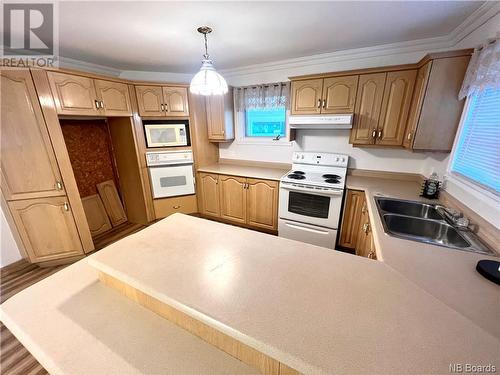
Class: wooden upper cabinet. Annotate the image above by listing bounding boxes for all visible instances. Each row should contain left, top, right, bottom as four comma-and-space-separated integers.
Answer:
409, 56, 470, 151
339, 190, 366, 249
219, 175, 246, 224
135, 85, 190, 117
198, 173, 220, 218
404, 62, 432, 148
291, 79, 323, 114
8, 196, 84, 263
206, 88, 234, 142
47, 71, 100, 115
377, 70, 416, 146
322, 75, 359, 114
1, 70, 64, 201
246, 178, 278, 231
94, 79, 132, 116
135, 86, 164, 116
162, 87, 189, 116
350, 73, 386, 145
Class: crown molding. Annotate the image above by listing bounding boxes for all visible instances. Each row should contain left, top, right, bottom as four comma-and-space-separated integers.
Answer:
220, 2, 500, 79
57, 56, 122, 77
54, 2, 499, 81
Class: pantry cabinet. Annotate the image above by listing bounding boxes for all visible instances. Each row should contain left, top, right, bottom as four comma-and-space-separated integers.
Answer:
198, 172, 279, 231
47, 71, 132, 116
8, 197, 84, 263
1, 70, 64, 201
206, 88, 234, 142
291, 76, 358, 115
135, 85, 189, 117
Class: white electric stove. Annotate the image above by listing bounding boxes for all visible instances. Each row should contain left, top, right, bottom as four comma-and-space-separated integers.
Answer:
278, 152, 348, 249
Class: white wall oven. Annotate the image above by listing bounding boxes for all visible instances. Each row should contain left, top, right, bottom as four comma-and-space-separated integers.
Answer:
143, 120, 190, 148
146, 151, 195, 198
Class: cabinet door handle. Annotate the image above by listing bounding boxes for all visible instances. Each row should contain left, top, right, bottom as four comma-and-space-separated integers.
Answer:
94, 100, 100, 109
407, 132, 412, 141
378, 130, 382, 139
361, 203, 367, 214
164, 103, 168, 111
372, 129, 377, 139
322, 99, 326, 108
173, 205, 181, 209
100, 101, 104, 109
317, 99, 322, 108
63, 202, 70, 211
56, 181, 63, 190
160, 104, 165, 111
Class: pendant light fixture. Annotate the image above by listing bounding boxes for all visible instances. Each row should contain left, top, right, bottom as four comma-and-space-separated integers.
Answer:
190, 26, 228, 96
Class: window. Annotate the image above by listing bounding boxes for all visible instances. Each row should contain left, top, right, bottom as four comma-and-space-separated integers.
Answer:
245, 107, 286, 138
450, 88, 500, 194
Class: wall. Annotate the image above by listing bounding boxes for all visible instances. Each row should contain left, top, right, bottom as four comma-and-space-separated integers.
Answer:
1, 207, 22, 267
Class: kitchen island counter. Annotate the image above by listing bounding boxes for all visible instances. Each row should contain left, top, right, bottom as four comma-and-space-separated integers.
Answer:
86, 213, 500, 374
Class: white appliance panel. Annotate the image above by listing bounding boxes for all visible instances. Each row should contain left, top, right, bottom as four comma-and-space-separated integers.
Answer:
279, 219, 338, 249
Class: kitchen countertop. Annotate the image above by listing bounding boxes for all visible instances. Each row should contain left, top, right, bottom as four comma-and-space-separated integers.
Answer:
0, 260, 258, 375
87, 214, 500, 374
197, 162, 289, 181
346, 175, 500, 340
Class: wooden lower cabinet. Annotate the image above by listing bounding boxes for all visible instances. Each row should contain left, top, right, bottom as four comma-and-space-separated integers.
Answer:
8, 196, 85, 263
339, 189, 377, 259
246, 178, 279, 231
199, 173, 221, 218
339, 190, 365, 248
198, 172, 279, 231
219, 175, 247, 224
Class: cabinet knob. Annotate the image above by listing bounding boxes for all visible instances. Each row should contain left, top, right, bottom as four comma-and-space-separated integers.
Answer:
378, 130, 382, 139
173, 205, 181, 209
407, 132, 412, 141
56, 181, 63, 190
372, 129, 377, 139
63, 202, 70, 211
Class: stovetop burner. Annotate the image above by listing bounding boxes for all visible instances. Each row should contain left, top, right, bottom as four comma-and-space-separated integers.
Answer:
324, 178, 341, 184
292, 171, 305, 175
322, 174, 341, 179
287, 174, 306, 180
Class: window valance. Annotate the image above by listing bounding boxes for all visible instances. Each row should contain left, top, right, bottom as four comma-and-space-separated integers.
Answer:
459, 36, 500, 99
234, 82, 290, 111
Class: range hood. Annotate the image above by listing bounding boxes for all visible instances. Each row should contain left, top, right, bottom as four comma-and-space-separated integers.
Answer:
289, 114, 353, 129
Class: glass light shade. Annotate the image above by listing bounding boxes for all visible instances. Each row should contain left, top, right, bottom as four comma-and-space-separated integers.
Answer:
190, 59, 228, 96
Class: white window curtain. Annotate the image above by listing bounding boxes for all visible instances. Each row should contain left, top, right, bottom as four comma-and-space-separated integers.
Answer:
234, 82, 290, 111
459, 36, 500, 99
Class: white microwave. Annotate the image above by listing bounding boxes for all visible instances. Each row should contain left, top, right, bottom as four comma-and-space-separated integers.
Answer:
144, 122, 189, 148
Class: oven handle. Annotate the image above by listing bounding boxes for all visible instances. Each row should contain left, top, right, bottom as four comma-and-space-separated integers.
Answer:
283, 222, 330, 234
280, 184, 343, 196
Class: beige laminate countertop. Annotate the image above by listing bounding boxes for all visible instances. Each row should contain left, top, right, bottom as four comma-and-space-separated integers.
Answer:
197, 162, 289, 181
0, 260, 258, 375
87, 214, 500, 374
345, 175, 500, 340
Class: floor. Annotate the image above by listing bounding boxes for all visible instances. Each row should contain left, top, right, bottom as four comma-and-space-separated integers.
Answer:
0, 221, 146, 374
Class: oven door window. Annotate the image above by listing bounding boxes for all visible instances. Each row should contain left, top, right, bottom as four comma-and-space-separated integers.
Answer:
159, 175, 186, 187
288, 191, 330, 218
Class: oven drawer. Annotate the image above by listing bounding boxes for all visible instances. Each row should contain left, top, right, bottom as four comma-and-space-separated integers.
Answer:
278, 219, 337, 249
153, 195, 198, 219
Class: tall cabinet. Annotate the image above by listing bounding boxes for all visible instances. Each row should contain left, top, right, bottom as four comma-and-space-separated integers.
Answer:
1, 70, 86, 263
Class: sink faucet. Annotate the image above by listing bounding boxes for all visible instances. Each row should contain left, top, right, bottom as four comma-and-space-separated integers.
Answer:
436, 206, 471, 230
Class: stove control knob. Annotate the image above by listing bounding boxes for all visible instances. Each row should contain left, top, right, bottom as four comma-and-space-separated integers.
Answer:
335, 157, 340, 162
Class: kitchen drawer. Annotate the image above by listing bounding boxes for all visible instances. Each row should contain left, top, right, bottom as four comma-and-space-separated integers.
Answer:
153, 195, 198, 219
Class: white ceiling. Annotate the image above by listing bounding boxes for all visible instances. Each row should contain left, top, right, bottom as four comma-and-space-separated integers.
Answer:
57, 1, 484, 73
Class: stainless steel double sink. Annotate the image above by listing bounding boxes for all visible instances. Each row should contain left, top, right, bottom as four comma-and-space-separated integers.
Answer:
375, 197, 496, 256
